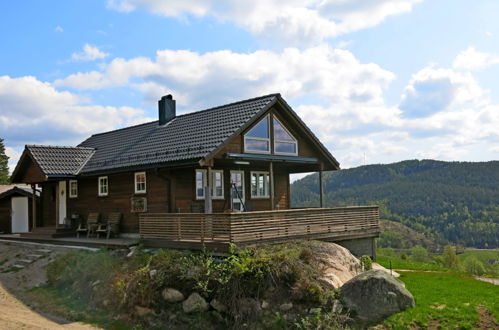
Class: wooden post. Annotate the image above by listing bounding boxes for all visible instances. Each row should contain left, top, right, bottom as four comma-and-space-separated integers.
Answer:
319, 170, 324, 208
269, 162, 274, 210
31, 184, 37, 230
205, 167, 213, 214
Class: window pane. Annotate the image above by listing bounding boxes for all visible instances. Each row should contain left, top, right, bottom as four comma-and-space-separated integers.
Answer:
275, 141, 297, 154
273, 118, 295, 141
246, 116, 269, 138
245, 138, 270, 152
196, 171, 205, 198
251, 173, 257, 196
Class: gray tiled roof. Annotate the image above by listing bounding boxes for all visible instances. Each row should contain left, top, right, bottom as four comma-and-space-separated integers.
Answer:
77, 94, 279, 174
26, 145, 95, 176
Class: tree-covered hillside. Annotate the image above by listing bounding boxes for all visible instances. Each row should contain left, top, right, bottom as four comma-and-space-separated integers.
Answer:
291, 160, 499, 248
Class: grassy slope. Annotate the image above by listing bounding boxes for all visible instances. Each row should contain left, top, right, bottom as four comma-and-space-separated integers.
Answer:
383, 272, 498, 329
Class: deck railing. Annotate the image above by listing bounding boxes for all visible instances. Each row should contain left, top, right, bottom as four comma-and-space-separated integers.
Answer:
139, 206, 379, 250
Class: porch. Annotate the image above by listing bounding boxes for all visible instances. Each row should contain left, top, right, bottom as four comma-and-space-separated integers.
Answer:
139, 206, 380, 253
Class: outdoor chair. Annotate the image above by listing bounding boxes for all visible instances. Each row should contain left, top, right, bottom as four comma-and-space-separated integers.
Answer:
96, 212, 122, 239
75, 212, 100, 238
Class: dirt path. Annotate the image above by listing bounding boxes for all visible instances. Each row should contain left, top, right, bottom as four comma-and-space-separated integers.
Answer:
0, 241, 99, 329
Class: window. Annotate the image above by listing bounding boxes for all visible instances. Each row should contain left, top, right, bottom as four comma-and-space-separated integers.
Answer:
273, 117, 298, 155
251, 171, 269, 198
135, 172, 146, 194
195, 169, 206, 199
244, 115, 270, 153
212, 170, 224, 199
69, 180, 78, 198
98, 176, 108, 196
196, 169, 224, 199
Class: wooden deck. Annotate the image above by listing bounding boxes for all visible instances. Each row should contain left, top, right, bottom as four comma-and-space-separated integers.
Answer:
139, 206, 380, 252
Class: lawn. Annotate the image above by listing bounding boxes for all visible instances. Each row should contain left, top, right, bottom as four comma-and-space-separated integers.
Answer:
376, 255, 448, 271
383, 271, 499, 329
458, 249, 499, 276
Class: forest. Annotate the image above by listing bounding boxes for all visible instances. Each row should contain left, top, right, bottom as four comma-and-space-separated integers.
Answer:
291, 159, 499, 248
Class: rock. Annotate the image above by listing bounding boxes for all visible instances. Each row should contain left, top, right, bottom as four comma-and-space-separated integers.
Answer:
162, 288, 185, 302
182, 293, 209, 313
340, 269, 415, 322
312, 242, 362, 289
261, 300, 269, 309
331, 299, 342, 313
149, 269, 157, 278
279, 302, 293, 312
210, 299, 227, 313
135, 305, 154, 317
127, 246, 138, 258
309, 307, 321, 314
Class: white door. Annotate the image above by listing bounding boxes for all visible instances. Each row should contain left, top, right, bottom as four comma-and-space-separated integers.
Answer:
11, 197, 29, 233
230, 171, 245, 211
58, 181, 67, 225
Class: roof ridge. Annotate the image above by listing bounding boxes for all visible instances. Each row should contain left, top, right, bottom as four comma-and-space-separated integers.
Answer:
27, 144, 95, 150
81, 93, 280, 140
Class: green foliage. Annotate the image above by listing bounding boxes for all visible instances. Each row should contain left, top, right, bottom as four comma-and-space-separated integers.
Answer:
383, 271, 499, 328
360, 255, 372, 271
443, 245, 462, 271
376, 254, 449, 272
291, 159, 499, 248
294, 310, 351, 329
0, 138, 9, 184
411, 245, 429, 262
463, 257, 486, 276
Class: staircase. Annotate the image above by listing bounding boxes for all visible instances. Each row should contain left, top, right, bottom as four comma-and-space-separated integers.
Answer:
20, 227, 74, 239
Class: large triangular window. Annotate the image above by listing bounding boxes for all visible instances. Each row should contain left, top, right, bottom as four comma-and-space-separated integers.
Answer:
244, 115, 270, 153
273, 117, 297, 155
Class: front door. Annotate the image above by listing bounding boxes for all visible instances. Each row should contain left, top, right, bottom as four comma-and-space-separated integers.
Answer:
58, 181, 67, 225
230, 171, 245, 211
11, 196, 29, 233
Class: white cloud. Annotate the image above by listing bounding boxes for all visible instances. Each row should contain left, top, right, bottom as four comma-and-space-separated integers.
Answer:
70, 44, 110, 62
0, 75, 151, 149
5, 146, 21, 174
453, 46, 499, 71
400, 66, 487, 117
55, 25, 64, 33
55, 45, 395, 111
106, 0, 423, 44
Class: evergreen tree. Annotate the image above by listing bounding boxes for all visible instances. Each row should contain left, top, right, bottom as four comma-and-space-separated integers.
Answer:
0, 138, 10, 184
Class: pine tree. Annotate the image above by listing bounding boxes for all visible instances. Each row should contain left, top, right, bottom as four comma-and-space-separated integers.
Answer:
0, 138, 10, 184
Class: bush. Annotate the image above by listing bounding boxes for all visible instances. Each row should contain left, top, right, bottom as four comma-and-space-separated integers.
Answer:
442, 245, 462, 271
463, 257, 486, 276
411, 245, 429, 262
360, 255, 372, 271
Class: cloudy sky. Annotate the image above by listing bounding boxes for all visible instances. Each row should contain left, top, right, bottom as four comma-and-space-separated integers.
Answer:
2, 0, 499, 173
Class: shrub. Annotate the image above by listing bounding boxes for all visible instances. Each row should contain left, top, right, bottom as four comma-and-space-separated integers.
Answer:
411, 245, 429, 262
442, 245, 462, 271
360, 255, 372, 271
463, 257, 486, 276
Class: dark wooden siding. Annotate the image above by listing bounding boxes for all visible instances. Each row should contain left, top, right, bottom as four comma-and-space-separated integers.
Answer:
67, 169, 169, 233
41, 182, 57, 227
0, 198, 10, 233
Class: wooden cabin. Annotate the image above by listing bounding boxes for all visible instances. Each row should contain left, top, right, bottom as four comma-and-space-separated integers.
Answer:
11, 94, 379, 256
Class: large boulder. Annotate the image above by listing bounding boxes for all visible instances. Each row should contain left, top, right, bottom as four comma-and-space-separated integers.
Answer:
182, 292, 209, 313
340, 269, 415, 322
311, 242, 362, 288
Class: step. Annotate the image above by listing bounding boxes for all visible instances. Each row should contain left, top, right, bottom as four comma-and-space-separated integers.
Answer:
18, 259, 35, 264
26, 254, 44, 259
35, 249, 52, 254
12, 264, 25, 269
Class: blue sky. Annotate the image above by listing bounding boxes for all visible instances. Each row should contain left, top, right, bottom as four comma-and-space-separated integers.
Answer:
2, 0, 499, 172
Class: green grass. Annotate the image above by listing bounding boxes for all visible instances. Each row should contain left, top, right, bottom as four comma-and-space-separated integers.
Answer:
383, 271, 499, 329
459, 249, 499, 276
376, 255, 448, 271
27, 286, 129, 330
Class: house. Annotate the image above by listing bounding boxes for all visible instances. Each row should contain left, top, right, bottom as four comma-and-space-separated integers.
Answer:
0, 185, 39, 234
11, 94, 379, 256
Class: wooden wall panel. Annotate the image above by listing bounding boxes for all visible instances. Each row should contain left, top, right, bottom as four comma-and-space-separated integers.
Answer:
0, 199, 10, 233
15, 157, 46, 184
67, 169, 169, 233
41, 182, 56, 227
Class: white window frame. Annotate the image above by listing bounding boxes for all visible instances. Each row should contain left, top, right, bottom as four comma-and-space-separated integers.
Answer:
250, 171, 270, 198
211, 170, 224, 199
69, 180, 78, 198
273, 117, 298, 156
244, 115, 271, 154
98, 176, 108, 197
134, 172, 147, 194
195, 169, 207, 200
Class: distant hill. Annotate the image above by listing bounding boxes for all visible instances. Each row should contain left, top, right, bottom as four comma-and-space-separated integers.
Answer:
291, 160, 499, 248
